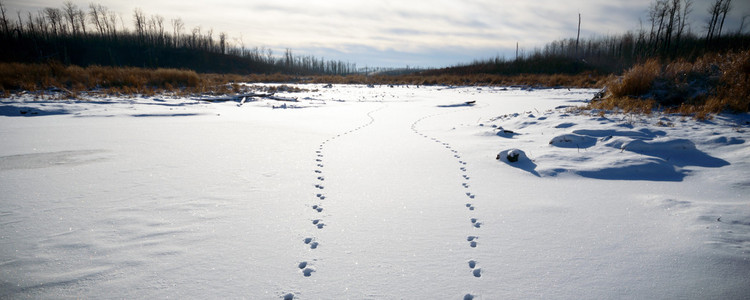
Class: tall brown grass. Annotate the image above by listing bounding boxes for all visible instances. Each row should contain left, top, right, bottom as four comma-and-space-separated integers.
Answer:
589, 50, 750, 117
1, 61, 608, 99
0, 62, 202, 97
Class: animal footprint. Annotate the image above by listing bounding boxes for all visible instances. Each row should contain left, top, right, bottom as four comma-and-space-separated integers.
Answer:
299, 263, 315, 277
467, 236, 478, 247
317, 176, 325, 181
462, 183, 469, 188
466, 192, 475, 199
468, 260, 477, 269
314, 184, 324, 189
303, 237, 319, 249
460, 167, 466, 171
312, 205, 323, 212
312, 219, 325, 229
472, 268, 482, 278
317, 164, 324, 167
466, 203, 475, 210
315, 170, 322, 173
462, 175, 470, 180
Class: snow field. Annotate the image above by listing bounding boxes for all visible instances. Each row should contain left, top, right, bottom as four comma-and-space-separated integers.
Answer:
1, 85, 749, 299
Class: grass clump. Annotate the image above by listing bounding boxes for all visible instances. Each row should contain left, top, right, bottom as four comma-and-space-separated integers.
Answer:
589, 50, 750, 118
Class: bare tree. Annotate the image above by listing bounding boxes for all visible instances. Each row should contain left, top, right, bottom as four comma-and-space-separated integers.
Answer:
133, 8, 145, 41
62, 1, 78, 36
648, 0, 669, 51
0, 0, 10, 37
675, 0, 692, 50
171, 17, 183, 47
107, 10, 118, 38
219, 32, 226, 54
663, 0, 680, 52
76, 7, 86, 36
706, 0, 723, 42
16, 11, 23, 34
89, 3, 103, 35
717, 0, 732, 37
44, 7, 63, 36
576, 13, 581, 58
34, 11, 48, 37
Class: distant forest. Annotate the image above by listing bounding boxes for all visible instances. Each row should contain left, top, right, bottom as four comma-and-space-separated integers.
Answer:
1, 0, 749, 76
0, 1, 359, 75
427, 0, 750, 76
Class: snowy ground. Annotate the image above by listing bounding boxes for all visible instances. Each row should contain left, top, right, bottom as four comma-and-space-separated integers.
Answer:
1, 85, 749, 299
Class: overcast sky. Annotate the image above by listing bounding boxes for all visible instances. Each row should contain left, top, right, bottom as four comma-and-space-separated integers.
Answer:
5, 0, 750, 68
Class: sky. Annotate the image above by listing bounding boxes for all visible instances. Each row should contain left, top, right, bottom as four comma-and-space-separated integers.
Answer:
5, 0, 750, 68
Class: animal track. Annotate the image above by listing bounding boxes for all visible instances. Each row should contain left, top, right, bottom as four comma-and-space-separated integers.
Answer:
292, 105, 386, 285
303, 237, 319, 249
312, 219, 325, 229
472, 268, 482, 278
410, 105, 484, 284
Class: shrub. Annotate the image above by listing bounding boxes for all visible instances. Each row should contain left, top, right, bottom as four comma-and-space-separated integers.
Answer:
608, 59, 661, 98
592, 50, 750, 116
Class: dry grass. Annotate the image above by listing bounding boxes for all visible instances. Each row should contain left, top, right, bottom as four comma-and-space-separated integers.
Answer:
608, 59, 661, 97
588, 50, 750, 118
1, 62, 608, 99
0, 62, 203, 97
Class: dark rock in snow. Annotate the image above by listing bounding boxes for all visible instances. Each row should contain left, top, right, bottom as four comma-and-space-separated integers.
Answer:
507, 151, 520, 162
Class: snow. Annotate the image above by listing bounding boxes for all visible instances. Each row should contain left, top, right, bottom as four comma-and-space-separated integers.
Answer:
1, 85, 749, 299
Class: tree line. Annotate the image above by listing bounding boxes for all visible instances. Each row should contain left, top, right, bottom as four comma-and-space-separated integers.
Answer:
0, 1, 359, 75
430, 0, 749, 76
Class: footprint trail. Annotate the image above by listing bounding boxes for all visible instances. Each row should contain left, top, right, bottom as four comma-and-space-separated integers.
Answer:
410, 103, 483, 296
286, 103, 385, 296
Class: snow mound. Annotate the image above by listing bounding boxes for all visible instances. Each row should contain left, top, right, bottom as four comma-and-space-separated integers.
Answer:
488, 110, 744, 182
548, 133, 597, 148
496, 149, 539, 177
